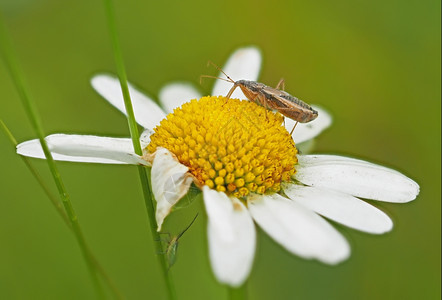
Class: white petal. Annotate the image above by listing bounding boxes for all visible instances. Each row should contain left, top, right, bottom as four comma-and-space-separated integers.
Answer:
140, 128, 153, 149
212, 46, 261, 99
16, 134, 148, 165
158, 83, 202, 114
283, 184, 393, 234
295, 155, 420, 203
287, 105, 332, 144
248, 193, 350, 264
203, 187, 256, 287
151, 148, 193, 230
91, 74, 166, 129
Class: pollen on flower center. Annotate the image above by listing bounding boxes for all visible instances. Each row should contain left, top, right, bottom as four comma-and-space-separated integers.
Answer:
147, 96, 298, 197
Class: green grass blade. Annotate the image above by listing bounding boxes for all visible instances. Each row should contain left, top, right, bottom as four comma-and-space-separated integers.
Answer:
229, 283, 248, 300
0, 119, 70, 225
0, 119, 125, 300
0, 11, 109, 299
102, 0, 177, 298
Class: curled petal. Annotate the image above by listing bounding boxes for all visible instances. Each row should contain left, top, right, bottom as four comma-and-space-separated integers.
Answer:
248, 193, 350, 264
283, 184, 393, 234
91, 74, 166, 129
16, 134, 148, 165
212, 46, 261, 99
159, 83, 201, 114
203, 187, 256, 287
287, 105, 332, 144
151, 148, 193, 230
140, 128, 153, 149
295, 155, 420, 203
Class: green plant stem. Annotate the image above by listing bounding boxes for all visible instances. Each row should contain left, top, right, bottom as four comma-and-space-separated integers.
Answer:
0, 13, 106, 299
228, 283, 247, 300
0, 119, 70, 225
102, 0, 177, 298
138, 166, 177, 299
0, 120, 124, 300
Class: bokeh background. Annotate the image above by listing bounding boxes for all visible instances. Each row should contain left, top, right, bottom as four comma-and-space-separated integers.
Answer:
0, 0, 440, 299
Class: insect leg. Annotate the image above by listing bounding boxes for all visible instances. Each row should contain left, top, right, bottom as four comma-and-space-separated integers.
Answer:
276, 78, 285, 90
156, 232, 171, 243
158, 232, 171, 239
289, 121, 298, 136
259, 96, 268, 119
226, 83, 239, 99
254, 93, 271, 119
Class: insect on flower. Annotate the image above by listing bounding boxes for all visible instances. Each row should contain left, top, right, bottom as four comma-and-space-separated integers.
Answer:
14, 47, 419, 288
201, 61, 318, 134
161, 213, 199, 270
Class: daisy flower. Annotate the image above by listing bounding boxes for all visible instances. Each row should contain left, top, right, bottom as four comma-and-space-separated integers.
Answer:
16, 47, 419, 287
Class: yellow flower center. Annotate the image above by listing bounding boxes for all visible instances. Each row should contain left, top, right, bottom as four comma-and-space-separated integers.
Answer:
147, 96, 298, 197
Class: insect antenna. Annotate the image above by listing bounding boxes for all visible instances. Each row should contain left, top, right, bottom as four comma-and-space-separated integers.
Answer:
207, 60, 236, 82
199, 75, 233, 85
176, 213, 199, 240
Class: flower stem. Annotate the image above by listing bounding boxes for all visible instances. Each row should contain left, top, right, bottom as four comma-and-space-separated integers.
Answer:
138, 166, 177, 299
0, 119, 70, 225
0, 12, 106, 299
0, 120, 125, 300
228, 283, 248, 300
102, 0, 177, 298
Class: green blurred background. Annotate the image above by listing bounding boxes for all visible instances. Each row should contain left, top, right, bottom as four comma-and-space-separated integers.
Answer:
0, 0, 440, 299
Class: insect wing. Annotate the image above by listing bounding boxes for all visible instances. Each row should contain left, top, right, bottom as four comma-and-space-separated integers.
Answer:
166, 238, 179, 268
261, 88, 318, 123
165, 213, 198, 269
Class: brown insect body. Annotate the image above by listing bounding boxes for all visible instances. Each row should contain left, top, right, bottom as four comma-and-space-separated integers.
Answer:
234, 80, 318, 123
201, 61, 319, 125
